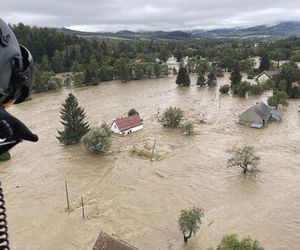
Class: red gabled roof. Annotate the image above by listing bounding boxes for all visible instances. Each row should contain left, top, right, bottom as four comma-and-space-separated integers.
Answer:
113, 114, 143, 132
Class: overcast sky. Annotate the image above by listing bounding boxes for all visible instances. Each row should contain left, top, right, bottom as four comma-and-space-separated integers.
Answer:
1, 0, 300, 32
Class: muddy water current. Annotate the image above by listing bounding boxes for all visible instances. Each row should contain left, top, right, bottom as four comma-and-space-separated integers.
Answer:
1, 73, 300, 250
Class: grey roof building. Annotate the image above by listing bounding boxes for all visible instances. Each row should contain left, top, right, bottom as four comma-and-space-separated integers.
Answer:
239, 101, 283, 128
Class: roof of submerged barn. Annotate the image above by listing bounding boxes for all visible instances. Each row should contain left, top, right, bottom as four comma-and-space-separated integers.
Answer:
113, 114, 143, 132
93, 231, 137, 250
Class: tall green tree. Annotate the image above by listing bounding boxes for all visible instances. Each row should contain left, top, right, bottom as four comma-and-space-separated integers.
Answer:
207, 70, 217, 87
259, 54, 271, 72
176, 66, 190, 86
197, 72, 206, 87
116, 58, 130, 83
57, 93, 89, 145
230, 64, 242, 88
178, 207, 204, 243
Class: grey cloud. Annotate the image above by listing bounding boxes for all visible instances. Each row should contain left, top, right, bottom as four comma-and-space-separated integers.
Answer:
1, 0, 300, 31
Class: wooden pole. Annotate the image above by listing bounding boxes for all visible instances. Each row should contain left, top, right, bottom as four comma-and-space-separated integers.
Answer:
81, 195, 85, 219
156, 108, 160, 118
151, 139, 157, 159
65, 180, 70, 210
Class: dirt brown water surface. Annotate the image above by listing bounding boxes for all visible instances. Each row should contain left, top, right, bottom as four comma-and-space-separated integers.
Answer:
1, 73, 300, 250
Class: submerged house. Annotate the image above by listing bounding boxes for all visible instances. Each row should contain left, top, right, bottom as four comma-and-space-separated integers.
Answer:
239, 101, 283, 128
111, 114, 143, 135
256, 70, 280, 83
93, 231, 137, 250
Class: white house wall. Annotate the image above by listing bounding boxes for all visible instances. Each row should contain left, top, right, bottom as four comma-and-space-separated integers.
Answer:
110, 123, 144, 135
122, 124, 144, 134
257, 74, 270, 83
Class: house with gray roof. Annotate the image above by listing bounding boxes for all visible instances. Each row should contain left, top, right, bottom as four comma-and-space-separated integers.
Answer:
239, 101, 283, 128
256, 70, 280, 83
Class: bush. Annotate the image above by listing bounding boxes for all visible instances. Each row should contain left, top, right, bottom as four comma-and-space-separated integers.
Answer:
181, 122, 194, 135
158, 107, 184, 127
83, 123, 112, 153
0, 151, 11, 161
219, 84, 230, 94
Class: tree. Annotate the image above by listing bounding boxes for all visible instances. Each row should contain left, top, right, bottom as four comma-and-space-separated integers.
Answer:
159, 46, 169, 63
83, 123, 112, 153
235, 81, 251, 98
267, 91, 289, 109
57, 93, 89, 145
159, 107, 184, 127
259, 54, 271, 71
219, 84, 230, 94
178, 207, 204, 243
116, 58, 130, 83
128, 109, 139, 116
230, 64, 242, 88
176, 66, 190, 86
207, 70, 217, 87
227, 146, 260, 174
197, 73, 206, 87
216, 234, 264, 250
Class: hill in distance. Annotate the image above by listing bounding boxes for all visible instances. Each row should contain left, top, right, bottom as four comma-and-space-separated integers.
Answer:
58, 21, 300, 39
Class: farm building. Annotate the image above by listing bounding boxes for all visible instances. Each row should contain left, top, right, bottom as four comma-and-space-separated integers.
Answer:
256, 70, 280, 83
93, 231, 137, 250
111, 114, 143, 135
239, 101, 283, 128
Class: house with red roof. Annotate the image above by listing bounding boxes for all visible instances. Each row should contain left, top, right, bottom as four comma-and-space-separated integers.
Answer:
110, 114, 143, 135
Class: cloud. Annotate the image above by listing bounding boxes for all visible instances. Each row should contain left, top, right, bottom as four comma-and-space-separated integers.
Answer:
1, 0, 300, 31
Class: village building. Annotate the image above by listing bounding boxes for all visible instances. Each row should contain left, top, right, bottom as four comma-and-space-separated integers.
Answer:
239, 101, 283, 128
256, 70, 280, 83
111, 114, 143, 135
93, 231, 137, 250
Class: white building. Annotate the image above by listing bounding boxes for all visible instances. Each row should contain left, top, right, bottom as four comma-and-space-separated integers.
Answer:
110, 114, 143, 135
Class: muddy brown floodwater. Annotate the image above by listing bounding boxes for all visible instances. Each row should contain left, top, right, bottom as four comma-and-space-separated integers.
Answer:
1, 73, 300, 250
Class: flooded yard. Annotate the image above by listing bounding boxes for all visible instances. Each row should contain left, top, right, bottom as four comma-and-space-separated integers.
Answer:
1, 73, 300, 249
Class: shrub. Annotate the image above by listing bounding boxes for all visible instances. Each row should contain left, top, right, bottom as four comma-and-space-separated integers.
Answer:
83, 123, 112, 153
219, 84, 230, 94
0, 151, 11, 161
250, 84, 264, 95
158, 107, 184, 127
181, 122, 194, 135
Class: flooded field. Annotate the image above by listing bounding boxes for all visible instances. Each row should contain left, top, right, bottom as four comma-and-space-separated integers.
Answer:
1, 73, 300, 250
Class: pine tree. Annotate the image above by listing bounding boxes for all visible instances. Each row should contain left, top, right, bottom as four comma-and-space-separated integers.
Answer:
57, 93, 89, 145
230, 64, 242, 90
176, 66, 190, 86
259, 54, 271, 72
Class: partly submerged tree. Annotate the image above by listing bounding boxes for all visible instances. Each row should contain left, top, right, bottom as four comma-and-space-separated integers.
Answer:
207, 70, 217, 87
227, 146, 260, 174
219, 84, 230, 94
259, 53, 271, 72
178, 207, 204, 243
128, 108, 139, 117
83, 123, 112, 153
158, 107, 184, 127
176, 66, 190, 86
267, 91, 289, 109
57, 93, 89, 145
197, 72, 206, 87
216, 234, 264, 250
181, 122, 194, 136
